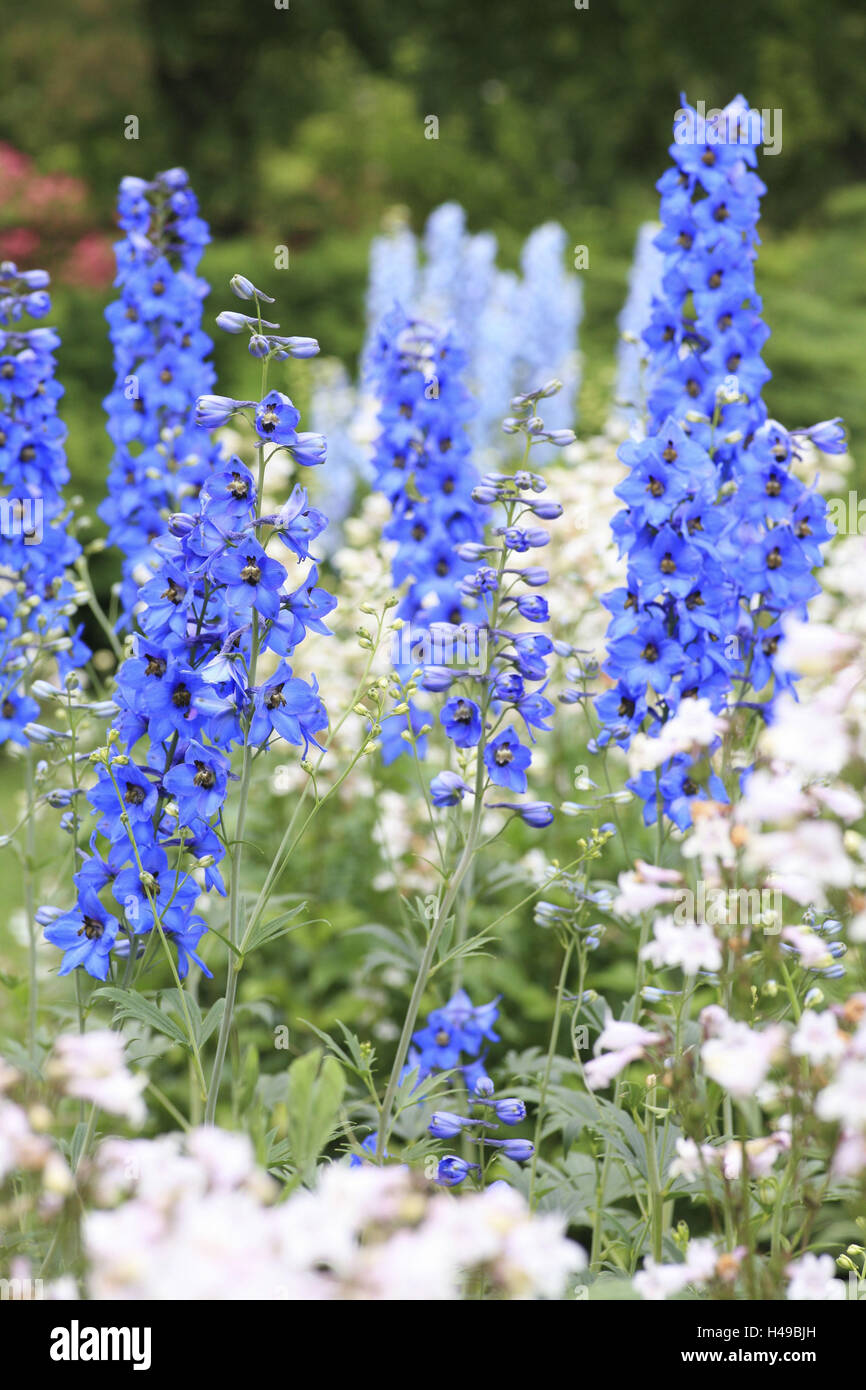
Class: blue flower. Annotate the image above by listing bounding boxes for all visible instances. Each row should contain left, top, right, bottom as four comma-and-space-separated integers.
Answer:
45, 274, 333, 984
44, 890, 120, 981
430, 770, 471, 806
163, 740, 231, 823
440, 696, 482, 748
255, 390, 301, 444
436, 1156, 480, 1186
484, 728, 531, 793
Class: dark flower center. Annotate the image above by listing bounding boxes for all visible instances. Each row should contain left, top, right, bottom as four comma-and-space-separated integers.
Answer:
125, 784, 146, 806
240, 558, 261, 585
641, 643, 659, 662
193, 761, 216, 789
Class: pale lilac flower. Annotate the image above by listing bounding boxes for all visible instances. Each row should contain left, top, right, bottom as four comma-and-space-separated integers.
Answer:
701, 1020, 787, 1098
791, 1009, 847, 1065
641, 916, 723, 975
785, 1252, 845, 1301
47, 1032, 147, 1125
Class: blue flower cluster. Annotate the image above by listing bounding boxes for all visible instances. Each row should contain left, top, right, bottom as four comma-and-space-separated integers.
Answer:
431, 1074, 532, 1187
44, 279, 334, 981
0, 262, 87, 746
365, 306, 487, 761
406, 987, 500, 1090
99, 170, 223, 622
425, 385, 572, 827
360, 203, 581, 459
597, 96, 844, 829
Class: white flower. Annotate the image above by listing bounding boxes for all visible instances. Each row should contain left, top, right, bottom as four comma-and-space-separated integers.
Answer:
747, 822, 853, 905
785, 1252, 845, 1301
833, 1129, 866, 1177
627, 700, 726, 775
721, 1132, 789, 1181
584, 1046, 645, 1091
737, 766, 810, 826
791, 1010, 846, 1065
641, 916, 723, 975
613, 871, 680, 917
776, 618, 859, 678
585, 1017, 663, 1091
702, 1021, 787, 1098
816, 1059, 866, 1127
47, 1032, 147, 1125
596, 1018, 664, 1052
634, 1239, 717, 1301
781, 926, 834, 970
669, 1137, 718, 1181
762, 693, 851, 778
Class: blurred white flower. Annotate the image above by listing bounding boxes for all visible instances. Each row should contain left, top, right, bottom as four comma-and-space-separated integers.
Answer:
641, 915, 723, 975
791, 1009, 846, 1065
785, 1252, 845, 1301
702, 1020, 787, 1098
47, 1032, 147, 1125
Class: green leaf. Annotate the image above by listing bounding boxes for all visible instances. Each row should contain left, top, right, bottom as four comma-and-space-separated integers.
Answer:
285, 1049, 346, 1182
200, 998, 226, 1046
92, 987, 190, 1050
239, 901, 310, 955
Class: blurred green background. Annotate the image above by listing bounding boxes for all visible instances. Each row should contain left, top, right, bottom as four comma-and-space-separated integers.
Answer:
1, 0, 864, 523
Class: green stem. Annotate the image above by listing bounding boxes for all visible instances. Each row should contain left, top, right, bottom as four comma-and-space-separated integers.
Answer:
528, 934, 575, 1208
376, 783, 486, 1158
24, 741, 38, 1063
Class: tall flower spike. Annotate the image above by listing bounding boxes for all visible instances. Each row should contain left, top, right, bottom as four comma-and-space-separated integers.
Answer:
99, 169, 222, 623
0, 262, 88, 746
597, 96, 842, 830
423, 384, 570, 825
365, 306, 486, 761
44, 278, 333, 982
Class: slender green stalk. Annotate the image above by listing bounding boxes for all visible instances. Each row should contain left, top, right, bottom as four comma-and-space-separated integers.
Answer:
528, 934, 575, 1208
376, 780, 486, 1158
24, 740, 38, 1062
375, 462, 523, 1159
